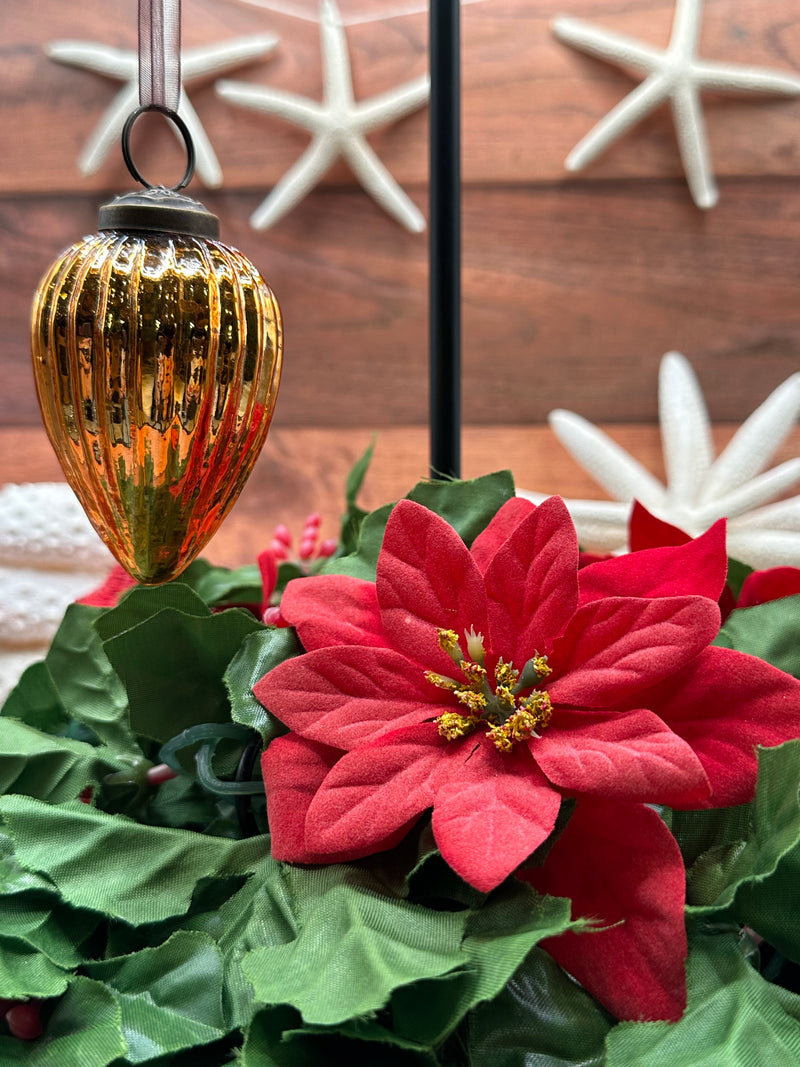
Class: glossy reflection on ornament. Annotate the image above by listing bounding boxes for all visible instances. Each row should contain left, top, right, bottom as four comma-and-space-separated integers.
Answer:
31, 229, 282, 584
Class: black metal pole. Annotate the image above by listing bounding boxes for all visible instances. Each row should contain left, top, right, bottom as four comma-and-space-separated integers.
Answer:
429, 0, 461, 480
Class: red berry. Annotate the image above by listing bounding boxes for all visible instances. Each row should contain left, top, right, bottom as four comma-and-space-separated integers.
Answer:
6, 1002, 43, 1040
272, 524, 292, 546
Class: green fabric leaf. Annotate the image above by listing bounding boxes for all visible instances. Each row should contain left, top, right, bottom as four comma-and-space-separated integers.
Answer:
725, 558, 753, 603
465, 946, 612, 1067
1, 661, 69, 735
0, 890, 98, 970
95, 584, 212, 640
713, 597, 800, 678
664, 804, 752, 868
338, 437, 377, 557
686, 741, 800, 921
225, 629, 299, 742
0, 718, 120, 804
241, 861, 575, 1032
241, 1005, 438, 1067
0, 976, 126, 1065
83, 932, 227, 1063
0, 796, 246, 925
605, 932, 800, 1066
44, 605, 140, 759
183, 561, 263, 608
0, 938, 69, 998
103, 607, 263, 743
390, 882, 579, 1049
325, 471, 517, 581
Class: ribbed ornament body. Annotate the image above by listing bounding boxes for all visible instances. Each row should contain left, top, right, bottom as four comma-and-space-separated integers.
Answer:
31, 230, 282, 583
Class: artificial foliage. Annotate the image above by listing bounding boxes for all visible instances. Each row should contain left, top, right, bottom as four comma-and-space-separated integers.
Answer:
1, 459, 800, 1064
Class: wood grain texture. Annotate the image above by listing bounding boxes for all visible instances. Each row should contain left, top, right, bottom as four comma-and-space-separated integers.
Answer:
2, 0, 800, 194
3, 423, 799, 569
4, 181, 800, 428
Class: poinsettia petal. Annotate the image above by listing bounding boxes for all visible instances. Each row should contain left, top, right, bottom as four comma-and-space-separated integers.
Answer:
76, 565, 136, 606
578, 519, 727, 605
304, 723, 448, 855
638, 645, 800, 806
376, 500, 489, 673
255, 645, 444, 750
261, 733, 378, 864
432, 741, 561, 893
280, 575, 386, 651
738, 567, 800, 608
548, 595, 721, 708
470, 496, 536, 574
628, 500, 690, 551
533, 708, 710, 805
484, 496, 579, 667
523, 797, 688, 1022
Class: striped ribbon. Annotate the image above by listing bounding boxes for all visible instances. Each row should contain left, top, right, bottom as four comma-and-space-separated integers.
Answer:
138, 0, 182, 111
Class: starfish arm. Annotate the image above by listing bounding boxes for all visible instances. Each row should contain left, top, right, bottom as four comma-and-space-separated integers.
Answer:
354, 75, 430, 131
669, 82, 718, 208
551, 17, 664, 75
733, 495, 800, 530
342, 137, 426, 232
249, 136, 339, 230
320, 0, 355, 112
726, 524, 800, 569
694, 60, 800, 96
703, 373, 800, 499
658, 352, 714, 508
696, 459, 800, 526
181, 35, 280, 81
46, 41, 137, 79
668, 0, 704, 57
565, 73, 670, 172
548, 409, 668, 510
216, 80, 327, 133
177, 95, 223, 188
77, 85, 139, 174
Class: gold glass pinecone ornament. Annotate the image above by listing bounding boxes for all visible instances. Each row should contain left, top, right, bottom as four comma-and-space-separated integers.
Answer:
30, 186, 283, 584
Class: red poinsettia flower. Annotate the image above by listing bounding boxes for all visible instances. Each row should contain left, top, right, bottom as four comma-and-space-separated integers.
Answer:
737, 566, 800, 608
256, 496, 800, 1022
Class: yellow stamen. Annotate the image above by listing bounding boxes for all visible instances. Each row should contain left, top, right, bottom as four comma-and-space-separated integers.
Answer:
495, 660, 519, 688
437, 711, 481, 741
437, 629, 461, 655
456, 688, 487, 714
460, 660, 487, 687
532, 654, 552, 679
425, 670, 460, 692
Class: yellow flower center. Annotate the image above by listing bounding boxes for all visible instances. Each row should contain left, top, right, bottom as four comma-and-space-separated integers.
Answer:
426, 627, 553, 752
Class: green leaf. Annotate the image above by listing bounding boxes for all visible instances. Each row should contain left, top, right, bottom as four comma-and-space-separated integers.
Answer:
241, 861, 575, 1034
103, 607, 264, 743
0, 976, 127, 1065
338, 437, 377, 557
325, 471, 517, 581
241, 1005, 438, 1067
1, 661, 69, 735
713, 597, 800, 678
0, 939, 69, 999
0, 890, 98, 970
186, 562, 263, 608
686, 742, 800, 927
605, 932, 800, 1066
665, 804, 752, 868
0, 718, 120, 803
725, 557, 753, 603
83, 932, 227, 1063
225, 628, 300, 742
0, 796, 246, 925
390, 881, 579, 1048
465, 946, 612, 1067
44, 605, 141, 760
95, 584, 212, 640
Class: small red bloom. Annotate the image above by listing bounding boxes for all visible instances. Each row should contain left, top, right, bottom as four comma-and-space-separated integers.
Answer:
256, 496, 800, 1021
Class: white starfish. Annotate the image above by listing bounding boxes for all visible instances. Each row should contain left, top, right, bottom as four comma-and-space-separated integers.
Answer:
517, 352, 800, 569
216, 0, 429, 230
552, 0, 800, 208
47, 36, 280, 188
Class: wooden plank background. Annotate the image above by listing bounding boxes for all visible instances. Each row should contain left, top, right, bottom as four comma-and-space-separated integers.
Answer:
2, 0, 800, 564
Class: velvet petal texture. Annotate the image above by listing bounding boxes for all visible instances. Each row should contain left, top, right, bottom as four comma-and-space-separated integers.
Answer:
523, 798, 689, 1023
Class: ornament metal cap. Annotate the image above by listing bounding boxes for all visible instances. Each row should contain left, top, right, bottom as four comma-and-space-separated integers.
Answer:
98, 187, 220, 241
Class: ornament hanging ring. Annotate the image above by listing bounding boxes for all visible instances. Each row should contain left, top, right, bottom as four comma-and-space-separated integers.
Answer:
121, 104, 196, 190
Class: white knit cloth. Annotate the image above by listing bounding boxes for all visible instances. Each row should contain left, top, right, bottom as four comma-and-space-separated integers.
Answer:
0, 483, 113, 702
